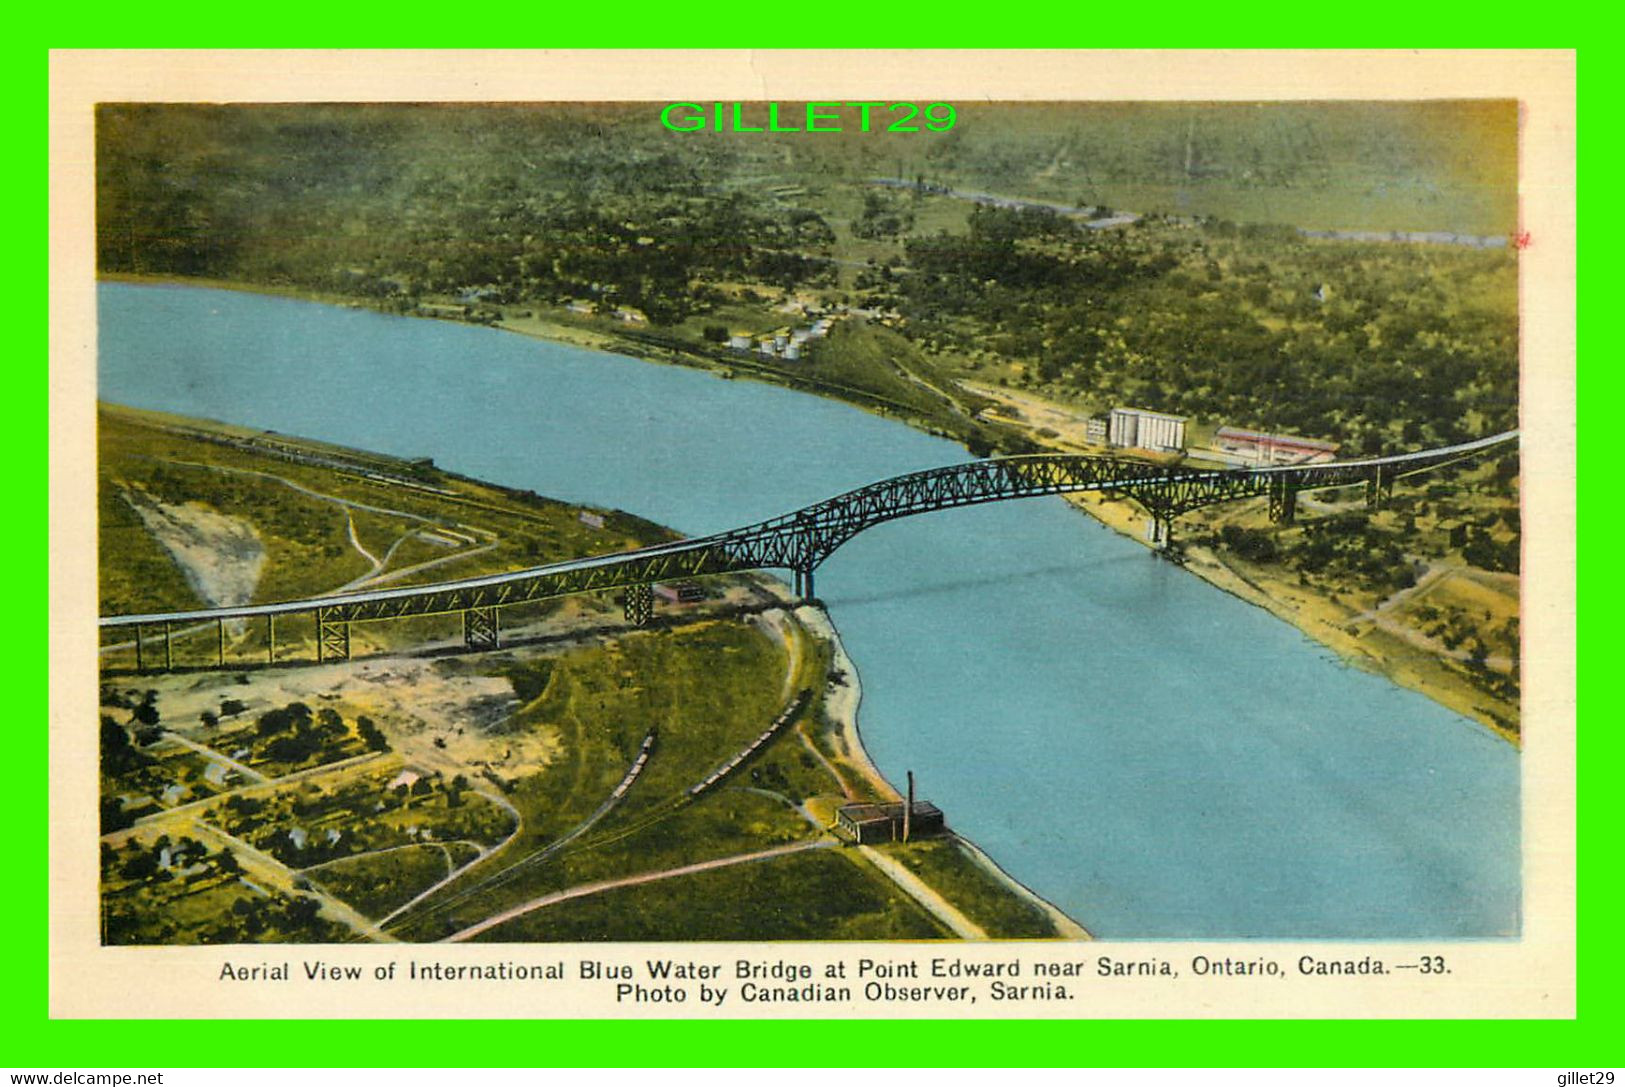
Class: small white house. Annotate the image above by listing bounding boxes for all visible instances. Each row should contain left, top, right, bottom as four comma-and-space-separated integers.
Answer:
389, 770, 421, 791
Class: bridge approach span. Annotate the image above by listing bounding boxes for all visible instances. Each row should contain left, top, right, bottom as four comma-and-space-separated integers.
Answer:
98, 430, 1517, 667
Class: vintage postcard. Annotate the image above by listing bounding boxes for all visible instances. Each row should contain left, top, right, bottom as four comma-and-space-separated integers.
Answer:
48, 49, 1576, 1018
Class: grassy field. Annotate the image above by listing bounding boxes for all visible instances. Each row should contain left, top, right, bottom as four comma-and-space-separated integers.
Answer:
96, 402, 674, 654
871, 837, 1063, 939
305, 844, 457, 918
472, 847, 948, 942
834, 102, 1518, 237
98, 470, 209, 616
801, 319, 979, 419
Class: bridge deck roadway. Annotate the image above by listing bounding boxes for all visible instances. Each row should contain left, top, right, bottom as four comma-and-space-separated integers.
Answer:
99, 430, 1517, 629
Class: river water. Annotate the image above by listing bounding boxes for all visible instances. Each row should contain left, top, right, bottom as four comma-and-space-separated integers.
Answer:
97, 282, 1520, 939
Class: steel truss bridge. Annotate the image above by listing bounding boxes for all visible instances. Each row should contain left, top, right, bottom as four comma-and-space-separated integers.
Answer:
100, 430, 1518, 672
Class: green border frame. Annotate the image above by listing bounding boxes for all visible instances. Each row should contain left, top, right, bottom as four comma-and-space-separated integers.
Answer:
27, 24, 1597, 1069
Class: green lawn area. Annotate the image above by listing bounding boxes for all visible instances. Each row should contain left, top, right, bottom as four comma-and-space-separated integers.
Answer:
305, 844, 454, 918
871, 837, 1062, 939
794, 320, 958, 418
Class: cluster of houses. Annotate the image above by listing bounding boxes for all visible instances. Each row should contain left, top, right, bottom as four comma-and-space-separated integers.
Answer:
142, 836, 234, 891
415, 300, 502, 326
565, 300, 648, 324
234, 766, 475, 866
558, 288, 842, 363
111, 756, 245, 823
728, 316, 834, 362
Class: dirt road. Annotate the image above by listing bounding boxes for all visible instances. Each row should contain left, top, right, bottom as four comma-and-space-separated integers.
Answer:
857, 844, 987, 940
442, 840, 834, 943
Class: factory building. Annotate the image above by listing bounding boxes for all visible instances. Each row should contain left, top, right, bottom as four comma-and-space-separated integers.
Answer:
1214, 427, 1340, 466
1084, 416, 1109, 445
1109, 407, 1187, 453
836, 802, 943, 844
834, 772, 944, 845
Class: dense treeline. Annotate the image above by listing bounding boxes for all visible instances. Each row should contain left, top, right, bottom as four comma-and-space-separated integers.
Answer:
98, 105, 836, 325
892, 205, 1517, 452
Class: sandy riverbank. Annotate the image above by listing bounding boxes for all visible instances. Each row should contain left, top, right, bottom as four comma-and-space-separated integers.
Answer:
793, 603, 1090, 939
1068, 490, 1520, 746
960, 379, 1519, 744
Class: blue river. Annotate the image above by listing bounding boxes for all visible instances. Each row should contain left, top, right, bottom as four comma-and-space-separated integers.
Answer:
97, 282, 1521, 939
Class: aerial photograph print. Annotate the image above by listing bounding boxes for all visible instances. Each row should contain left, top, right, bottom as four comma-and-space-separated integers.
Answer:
89, 90, 1530, 954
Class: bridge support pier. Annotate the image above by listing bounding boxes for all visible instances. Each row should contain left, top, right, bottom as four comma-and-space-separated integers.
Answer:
1365, 467, 1393, 510
133, 623, 172, 673
316, 608, 350, 663
1146, 515, 1173, 550
624, 583, 654, 627
267, 615, 275, 665
793, 565, 816, 602
1268, 480, 1299, 524
463, 606, 500, 650
216, 618, 225, 668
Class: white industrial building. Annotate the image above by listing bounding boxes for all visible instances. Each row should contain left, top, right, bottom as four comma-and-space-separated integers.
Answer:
1109, 407, 1187, 453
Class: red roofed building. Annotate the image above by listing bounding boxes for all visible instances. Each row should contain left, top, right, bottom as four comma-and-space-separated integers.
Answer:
1215, 427, 1340, 466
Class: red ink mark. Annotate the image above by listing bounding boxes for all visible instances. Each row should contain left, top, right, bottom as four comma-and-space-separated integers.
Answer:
1514, 231, 1532, 249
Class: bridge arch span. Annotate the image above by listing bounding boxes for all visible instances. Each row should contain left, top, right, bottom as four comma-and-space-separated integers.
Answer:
99, 431, 1518, 670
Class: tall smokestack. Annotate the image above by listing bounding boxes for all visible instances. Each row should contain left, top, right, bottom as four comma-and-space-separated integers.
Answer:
904, 770, 914, 842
